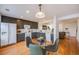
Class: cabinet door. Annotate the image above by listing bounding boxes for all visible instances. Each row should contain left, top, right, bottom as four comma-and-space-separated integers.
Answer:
9, 23, 16, 44
17, 33, 25, 42
1, 23, 9, 46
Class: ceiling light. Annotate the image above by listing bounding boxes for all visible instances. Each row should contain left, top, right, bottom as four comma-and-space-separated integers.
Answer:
35, 11, 45, 18
20, 16, 23, 18
5, 8, 10, 12
17, 20, 20, 22
35, 4, 45, 18
26, 10, 30, 14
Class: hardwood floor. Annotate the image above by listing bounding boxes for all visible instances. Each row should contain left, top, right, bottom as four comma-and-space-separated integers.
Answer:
0, 41, 30, 55
57, 37, 79, 55
0, 37, 79, 55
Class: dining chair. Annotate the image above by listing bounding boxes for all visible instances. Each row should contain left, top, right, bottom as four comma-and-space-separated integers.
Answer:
51, 34, 54, 43
26, 36, 32, 47
45, 39, 59, 55
29, 44, 42, 55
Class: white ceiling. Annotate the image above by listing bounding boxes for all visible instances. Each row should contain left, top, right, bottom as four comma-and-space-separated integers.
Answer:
0, 4, 79, 22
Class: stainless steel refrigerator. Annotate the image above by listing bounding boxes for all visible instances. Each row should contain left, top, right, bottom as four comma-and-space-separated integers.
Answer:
1, 23, 16, 47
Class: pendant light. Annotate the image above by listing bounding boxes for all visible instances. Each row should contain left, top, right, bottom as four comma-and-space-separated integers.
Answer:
35, 4, 45, 18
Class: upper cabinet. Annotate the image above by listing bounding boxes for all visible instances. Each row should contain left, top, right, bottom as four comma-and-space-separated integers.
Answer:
1, 15, 38, 29
17, 20, 24, 29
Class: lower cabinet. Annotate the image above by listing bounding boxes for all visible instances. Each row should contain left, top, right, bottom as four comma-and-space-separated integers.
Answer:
17, 33, 25, 42
59, 32, 66, 39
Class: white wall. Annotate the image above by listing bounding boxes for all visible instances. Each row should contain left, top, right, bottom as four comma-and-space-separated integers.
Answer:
59, 20, 77, 37
59, 23, 63, 32
77, 19, 79, 42
38, 22, 43, 30
0, 14, 1, 46
52, 16, 59, 44
38, 21, 54, 31
0, 14, 1, 22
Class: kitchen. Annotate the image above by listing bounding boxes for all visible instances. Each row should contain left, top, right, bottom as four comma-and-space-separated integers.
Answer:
0, 15, 38, 47
0, 15, 54, 48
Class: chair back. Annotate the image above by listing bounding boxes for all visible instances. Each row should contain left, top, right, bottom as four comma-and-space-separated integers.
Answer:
45, 39, 59, 52
26, 36, 32, 47
55, 39, 59, 46
29, 44, 42, 55
53, 39, 59, 51
51, 34, 54, 43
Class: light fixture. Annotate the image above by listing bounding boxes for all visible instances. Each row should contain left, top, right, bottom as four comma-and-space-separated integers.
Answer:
5, 8, 10, 12
26, 10, 30, 14
35, 4, 45, 18
20, 16, 23, 18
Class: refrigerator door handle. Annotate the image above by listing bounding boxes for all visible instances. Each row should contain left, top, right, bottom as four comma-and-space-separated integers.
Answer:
1, 32, 7, 35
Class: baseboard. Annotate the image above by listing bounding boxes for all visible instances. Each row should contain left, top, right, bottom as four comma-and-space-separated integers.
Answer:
0, 43, 16, 48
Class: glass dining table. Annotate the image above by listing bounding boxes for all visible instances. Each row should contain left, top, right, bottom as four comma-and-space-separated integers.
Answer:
37, 39, 52, 55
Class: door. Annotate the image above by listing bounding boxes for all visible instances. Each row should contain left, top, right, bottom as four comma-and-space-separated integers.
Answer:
1, 23, 9, 46
9, 23, 16, 44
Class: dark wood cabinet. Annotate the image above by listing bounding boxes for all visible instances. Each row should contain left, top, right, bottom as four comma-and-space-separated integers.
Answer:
17, 33, 25, 42
59, 32, 66, 39
1, 15, 38, 29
